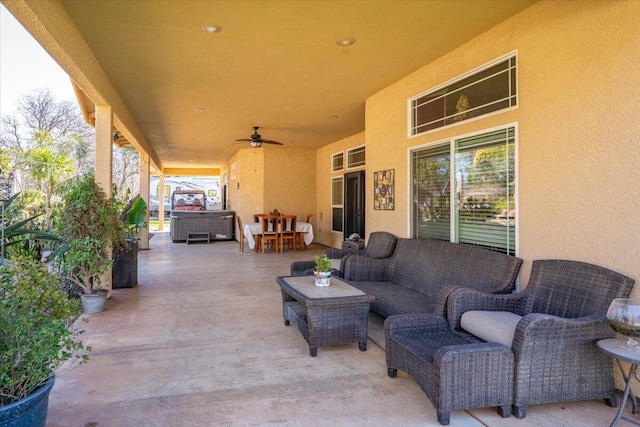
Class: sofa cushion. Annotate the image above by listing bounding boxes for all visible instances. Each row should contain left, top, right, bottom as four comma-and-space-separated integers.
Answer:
363, 232, 398, 259
349, 281, 436, 317
460, 310, 522, 348
388, 239, 521, 298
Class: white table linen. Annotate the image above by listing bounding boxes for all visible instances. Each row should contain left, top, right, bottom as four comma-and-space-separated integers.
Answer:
243, 221, 314, 250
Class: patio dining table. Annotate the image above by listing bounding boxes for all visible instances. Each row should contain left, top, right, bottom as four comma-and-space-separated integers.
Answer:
243, 221, 314, 251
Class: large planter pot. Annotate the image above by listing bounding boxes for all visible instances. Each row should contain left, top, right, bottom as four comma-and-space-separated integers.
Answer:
81, 293, 106, 313
0, 375, 55, 427
113, 238, 138, 288
314, 271, 331, 287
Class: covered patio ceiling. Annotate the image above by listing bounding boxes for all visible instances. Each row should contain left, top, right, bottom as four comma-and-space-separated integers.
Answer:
6, 0, 536, 173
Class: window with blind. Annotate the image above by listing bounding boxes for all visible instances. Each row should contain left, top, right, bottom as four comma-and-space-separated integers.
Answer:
332, 152, 344, 172
410, 53, 517, 136
331, 177, 344, 232
411, 126, 516, 255
347, 146, 365, 168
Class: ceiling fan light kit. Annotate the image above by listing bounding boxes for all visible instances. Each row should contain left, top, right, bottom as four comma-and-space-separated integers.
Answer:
233, 126, 284, 147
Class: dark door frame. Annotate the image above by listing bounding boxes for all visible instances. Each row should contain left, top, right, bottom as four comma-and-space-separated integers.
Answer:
344, 170, 365, 240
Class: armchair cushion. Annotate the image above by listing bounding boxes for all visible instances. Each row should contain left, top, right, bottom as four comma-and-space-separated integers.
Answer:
363, 231, 398, 259
460, 311, 523, 348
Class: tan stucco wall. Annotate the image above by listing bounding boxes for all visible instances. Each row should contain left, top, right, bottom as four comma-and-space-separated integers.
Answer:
316, 132, 365, 248
229, 146, 316, 240
316, 0, 640, 289
228, 148, 264, 237
264, 148, 316, 220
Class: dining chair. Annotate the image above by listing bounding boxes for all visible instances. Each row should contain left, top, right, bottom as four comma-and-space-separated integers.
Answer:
236, 216, 247, 252
280, 215, 297, 252
259, 214, 279, 253
294, 213, 313, 250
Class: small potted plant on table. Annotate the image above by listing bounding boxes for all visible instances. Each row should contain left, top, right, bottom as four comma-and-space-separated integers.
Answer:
314, 254, 332, 287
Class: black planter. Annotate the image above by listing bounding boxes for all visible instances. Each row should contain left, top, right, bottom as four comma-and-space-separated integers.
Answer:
113, 239, 138, 288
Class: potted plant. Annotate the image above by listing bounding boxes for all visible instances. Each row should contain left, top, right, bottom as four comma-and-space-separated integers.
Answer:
313, 254, 332, 287
54, 173, 126, 313
0, 255, 89, 427
113, 195, 147, 289
56, 237, 112, 313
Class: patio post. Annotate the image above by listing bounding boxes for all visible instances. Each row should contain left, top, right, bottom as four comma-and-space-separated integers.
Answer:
139, 153, 150, 249
157, 174, 165, 231
94, 104, 114, 294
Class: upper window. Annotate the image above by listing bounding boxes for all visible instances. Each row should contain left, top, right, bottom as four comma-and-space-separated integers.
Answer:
411, 126, 516, 255
332, 152, 344, 172
347, 146, 365, 168
410, 53, 517, 136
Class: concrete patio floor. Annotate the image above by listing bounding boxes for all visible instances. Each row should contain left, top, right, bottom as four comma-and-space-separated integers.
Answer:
46, 231, 633, 426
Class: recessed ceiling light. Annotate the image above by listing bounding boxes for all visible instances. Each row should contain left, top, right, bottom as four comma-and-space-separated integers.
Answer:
203, 25, 222, 34
336, 38, 355, 46
330, 115, 339, 119
194, 107, 206, 112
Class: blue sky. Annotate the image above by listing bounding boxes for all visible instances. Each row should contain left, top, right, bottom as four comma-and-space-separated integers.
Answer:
0, 4, 76, 116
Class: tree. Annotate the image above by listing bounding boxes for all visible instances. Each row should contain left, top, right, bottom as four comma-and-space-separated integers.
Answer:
22, 132, 74, 208
0, 88, 140, 207
112, 147, 139, 199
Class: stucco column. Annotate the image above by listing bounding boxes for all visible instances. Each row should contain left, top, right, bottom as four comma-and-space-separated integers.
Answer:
139, 153, 150, 249
94, 105, 113, 293
158, 174, 165, 230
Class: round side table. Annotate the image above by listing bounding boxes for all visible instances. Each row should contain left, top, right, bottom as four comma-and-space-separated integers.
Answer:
598, 338, 640, 427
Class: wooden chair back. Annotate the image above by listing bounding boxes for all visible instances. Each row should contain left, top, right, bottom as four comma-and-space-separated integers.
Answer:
259, 215, 279, 252
236, 216, 245, 252
280, 215, 297, 252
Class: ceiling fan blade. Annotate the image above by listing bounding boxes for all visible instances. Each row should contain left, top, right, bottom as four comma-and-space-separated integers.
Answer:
261, 139, 284, 145
235, 138, 252, 142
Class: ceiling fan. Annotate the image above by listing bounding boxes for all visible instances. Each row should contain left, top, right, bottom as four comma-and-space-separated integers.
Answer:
233, 126, 284, 148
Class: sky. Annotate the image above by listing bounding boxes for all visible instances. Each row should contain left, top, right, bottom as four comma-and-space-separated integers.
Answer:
0, 4, 77, 117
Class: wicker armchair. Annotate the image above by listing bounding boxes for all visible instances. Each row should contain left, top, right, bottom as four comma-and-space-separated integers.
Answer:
290, 231, 397, 276
325, 231, 397, 260
385, 259, 635, 425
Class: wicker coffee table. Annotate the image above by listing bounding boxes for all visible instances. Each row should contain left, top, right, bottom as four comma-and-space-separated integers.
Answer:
277, 275, 375, 357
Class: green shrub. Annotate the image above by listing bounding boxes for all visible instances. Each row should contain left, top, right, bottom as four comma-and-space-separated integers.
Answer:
0, 256, 89, 405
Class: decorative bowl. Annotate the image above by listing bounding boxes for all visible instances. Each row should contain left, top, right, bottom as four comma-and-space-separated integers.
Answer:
606, 298, 640, 349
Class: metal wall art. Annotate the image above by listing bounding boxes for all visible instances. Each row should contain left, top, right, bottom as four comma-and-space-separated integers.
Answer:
374, 169, 394, 210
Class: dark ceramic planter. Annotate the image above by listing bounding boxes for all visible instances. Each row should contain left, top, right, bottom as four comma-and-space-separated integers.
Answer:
0, 375, 55, 427
113, 238, 138, 288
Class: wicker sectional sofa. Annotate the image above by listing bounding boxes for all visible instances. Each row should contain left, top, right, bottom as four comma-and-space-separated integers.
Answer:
340, 238, 523, 318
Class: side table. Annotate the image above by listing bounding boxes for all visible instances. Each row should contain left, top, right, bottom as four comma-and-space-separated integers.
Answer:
597, 338, 640, 427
